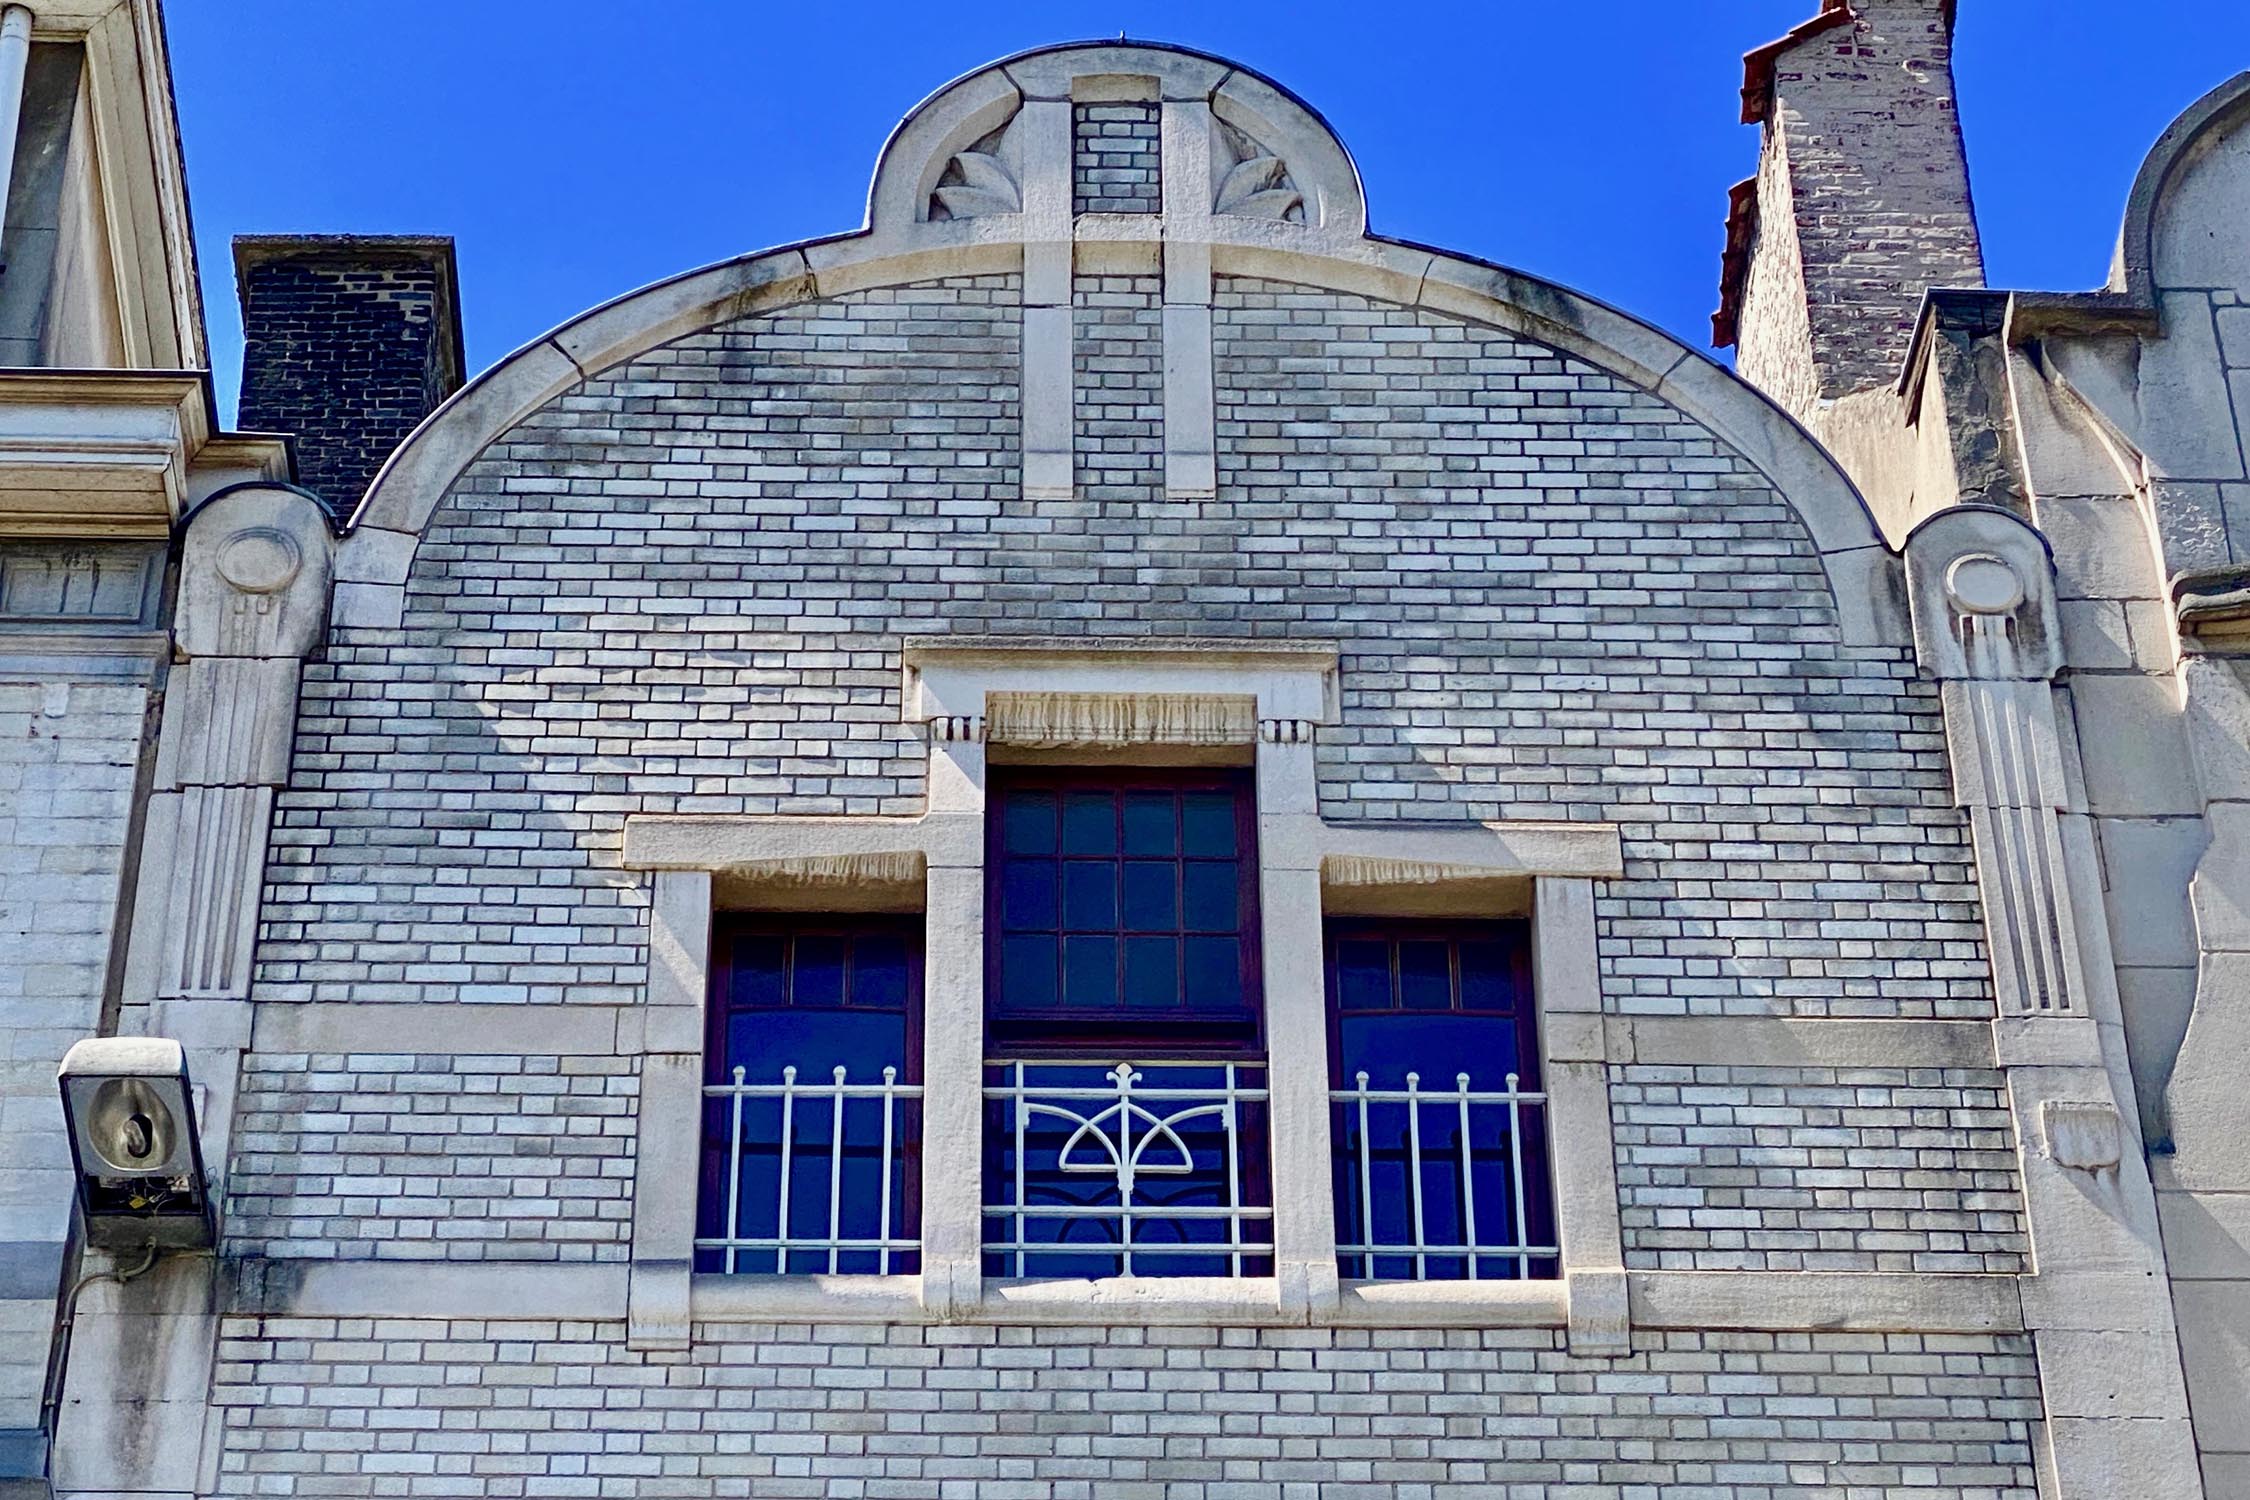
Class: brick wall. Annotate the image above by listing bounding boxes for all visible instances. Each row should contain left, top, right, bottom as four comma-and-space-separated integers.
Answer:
1754, 0, 1983, 401
1075, 273, 1162, 500
236, 239, 462, 519
227, 1052, 637, 1262
1073, 103, 1161, 214
1611, 1064, 2027, 1272
209, 1320, 2041, 1496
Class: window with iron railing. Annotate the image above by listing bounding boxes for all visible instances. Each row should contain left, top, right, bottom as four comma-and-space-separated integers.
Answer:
982, 767, 1272, 1277
691, 784, 1561, 1289
1328, 919, 1558, 1280
695, 916, 922, 1275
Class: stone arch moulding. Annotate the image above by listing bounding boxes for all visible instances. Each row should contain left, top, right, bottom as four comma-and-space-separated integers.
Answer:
332, 40, 1907, 650
2110, 68, 2250, 309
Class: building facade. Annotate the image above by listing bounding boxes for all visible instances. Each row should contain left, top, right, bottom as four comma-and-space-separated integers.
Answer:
5, 2, 2250, 1495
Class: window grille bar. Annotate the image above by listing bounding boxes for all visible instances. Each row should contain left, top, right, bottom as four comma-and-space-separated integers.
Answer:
1224, 1061, 1243, 1278
1405, 1070, 1428, 1280
703, 1065, 922, 1274
724, 1065, 747, 1275
827, 1066, 847, 1274
1332, 1069, 1552, 1281
1505, 1069, 1530, 1280
878, 1066, 897, 1277
1455, 1072, 1479, 1283
1354, 1071, 1374, 1283
774, 1065, 797, 1274
1012, 1059, 1028, 1280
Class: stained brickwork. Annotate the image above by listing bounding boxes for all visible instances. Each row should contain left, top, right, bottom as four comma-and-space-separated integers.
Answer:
227, 1053, 637, 1262
210, 1320, 2041, 1496
236, 237, 464, 519
1072, 102, 1161, 214
254, 274, 1986, 1024
1744, 0, 1984, 401
0, 676, 145, 1433
1611, 1064, 2027, 1272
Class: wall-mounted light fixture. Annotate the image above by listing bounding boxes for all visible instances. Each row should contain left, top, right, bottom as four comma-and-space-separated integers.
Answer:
57, 1037, 215, 1251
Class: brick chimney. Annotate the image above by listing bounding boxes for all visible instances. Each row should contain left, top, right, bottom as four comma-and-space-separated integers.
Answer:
234, 235, 465, 520
1714, 0, 1983, 420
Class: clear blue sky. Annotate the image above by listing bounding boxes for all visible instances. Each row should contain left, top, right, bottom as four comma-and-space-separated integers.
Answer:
165, 1, 2250, 426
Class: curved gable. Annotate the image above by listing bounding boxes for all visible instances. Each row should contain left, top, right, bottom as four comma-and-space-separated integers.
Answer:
333, 41, 1903, 649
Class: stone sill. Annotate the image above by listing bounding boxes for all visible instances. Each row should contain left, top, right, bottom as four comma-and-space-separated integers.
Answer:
689, 1273, 1569, 1328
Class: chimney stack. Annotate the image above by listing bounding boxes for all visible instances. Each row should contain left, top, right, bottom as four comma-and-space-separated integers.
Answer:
234, 235, 465, 520
1715, 0, 1983, 419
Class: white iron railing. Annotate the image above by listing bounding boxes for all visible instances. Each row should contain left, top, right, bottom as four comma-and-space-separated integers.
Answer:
984, 1059, 1272, 1278
698, 1063, 922, 1274
1332, 1069, 1557, 1280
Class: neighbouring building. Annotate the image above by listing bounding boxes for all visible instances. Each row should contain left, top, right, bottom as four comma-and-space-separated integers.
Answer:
5, 1, 2250, 1494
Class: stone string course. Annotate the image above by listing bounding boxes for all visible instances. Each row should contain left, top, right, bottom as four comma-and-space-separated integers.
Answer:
1611, 1064, 2027, 1273
209, 1320, 2041, 1498
1072, 102, 1162, 215
227, 1053, 638, 1261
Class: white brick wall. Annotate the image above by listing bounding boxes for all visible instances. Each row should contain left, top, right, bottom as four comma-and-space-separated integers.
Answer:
228, 1053, 637, 1261
1612, 1064, 2027, 1272
209, 1320, 2040, 1497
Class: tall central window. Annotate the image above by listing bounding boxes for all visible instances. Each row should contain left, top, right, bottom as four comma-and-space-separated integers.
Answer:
983, 766, 1270, 1277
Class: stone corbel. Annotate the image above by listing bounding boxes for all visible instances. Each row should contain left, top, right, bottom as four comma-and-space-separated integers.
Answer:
122, 485, 333, 1015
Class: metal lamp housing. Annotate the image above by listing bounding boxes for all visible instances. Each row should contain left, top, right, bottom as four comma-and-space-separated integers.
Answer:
57, 1037, 215, 1250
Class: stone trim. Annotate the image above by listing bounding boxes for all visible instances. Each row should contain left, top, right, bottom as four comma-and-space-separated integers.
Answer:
225, 1259, 2026, 1336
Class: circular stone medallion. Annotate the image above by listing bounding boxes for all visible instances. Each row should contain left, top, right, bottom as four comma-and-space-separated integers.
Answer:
1944, 553, 2023, 616
215, 528, 303, 594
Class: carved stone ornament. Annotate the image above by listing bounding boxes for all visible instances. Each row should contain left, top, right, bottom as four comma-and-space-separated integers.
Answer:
1903, 507, 2059, 683
928, 116, 1024, 221
1213, 119, 1304, 222
926, 714, 987, 744
177, 485, 335, 660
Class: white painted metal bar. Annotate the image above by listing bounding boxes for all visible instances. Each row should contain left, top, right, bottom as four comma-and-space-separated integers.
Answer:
1505, 1070, 1530, 1280
1224, 1061, 1243, 1278
1115, 1063, 1136, 1277
1354, 1071, 1374, 1283
827, 1066, 847, 1274
1456, 1072, 1480, 1283
723, 1065, 747, 1275
1012, 1059, 1028, 1279
774, 1065, 798, 1275
878, 1066, 898, 1277
1405, 1071, 1428, 1280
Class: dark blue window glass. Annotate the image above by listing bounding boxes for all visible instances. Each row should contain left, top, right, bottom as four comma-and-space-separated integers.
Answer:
698, 917, 922, 1276
987, 770, 1258, 1037
1326, 920, 1554, 1281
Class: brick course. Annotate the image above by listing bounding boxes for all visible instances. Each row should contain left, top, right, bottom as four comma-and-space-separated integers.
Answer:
227, 1053, 638, 1261
1612, 1064, 2027, 1272
1072, 103, 1161, 215
210, 1320, 2041, 1497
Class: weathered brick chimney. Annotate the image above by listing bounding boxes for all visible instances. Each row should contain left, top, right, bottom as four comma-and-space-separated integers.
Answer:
234, 235, 465, 520
1714, 0, 1983, 420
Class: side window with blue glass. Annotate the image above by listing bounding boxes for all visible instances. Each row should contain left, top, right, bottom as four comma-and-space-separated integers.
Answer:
697, 916, 922, 1275
984, 767, 1270, 1279
1328, 919, 1558, 1281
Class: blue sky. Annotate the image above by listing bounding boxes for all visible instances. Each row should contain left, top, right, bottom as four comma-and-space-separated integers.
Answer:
166, 1, 2250, 425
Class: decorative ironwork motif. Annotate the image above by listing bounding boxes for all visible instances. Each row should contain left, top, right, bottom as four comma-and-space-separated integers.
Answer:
984, 1059, 1272, 1278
